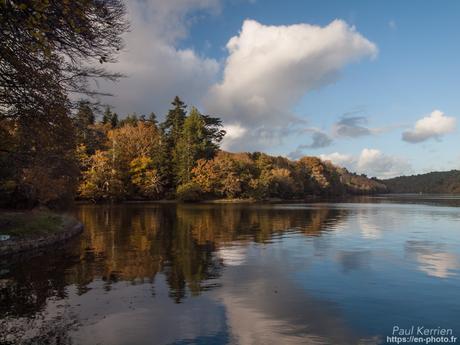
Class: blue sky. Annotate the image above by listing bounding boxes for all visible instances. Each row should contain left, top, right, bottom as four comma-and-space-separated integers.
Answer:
101, 0, 460, 178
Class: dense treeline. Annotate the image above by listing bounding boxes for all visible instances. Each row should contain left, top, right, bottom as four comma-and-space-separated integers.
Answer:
382, 170, 460, 194
0, 1, 386, 208
1, 93, 387, 206
71, 96, 387, 202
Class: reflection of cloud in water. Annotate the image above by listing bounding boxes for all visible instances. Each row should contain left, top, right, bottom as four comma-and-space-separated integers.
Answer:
326, 218, 348, 233
416, 252, 458, 278
220, 294, 324, 345
357, 213, 381, 239
354, 205, 415, 240
64, 276, 228, 345
215, 257, 378, 345
406, 241, 459, 278
217, 246, 247, 267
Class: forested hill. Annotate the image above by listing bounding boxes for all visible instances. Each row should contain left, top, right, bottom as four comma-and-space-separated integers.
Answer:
382, 170, 460, 194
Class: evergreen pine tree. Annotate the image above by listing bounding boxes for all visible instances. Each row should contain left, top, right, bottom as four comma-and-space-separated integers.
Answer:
119, 113, 138, 127
162, 104, 226, 188
76, 101, 95, 127
111, 113, 119, 128
102, 106, 113, 125
161, 96, 187, 148
148, 112, 158, 126
174, 107, 207, 185
160, 97, 187, 189
74, 101, 96, 148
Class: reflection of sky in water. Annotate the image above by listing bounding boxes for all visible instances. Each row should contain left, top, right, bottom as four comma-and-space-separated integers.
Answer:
1, 199, 460, 345
289, 204, 460, 337
405, 241, 459, 278
217, 246, 247, 267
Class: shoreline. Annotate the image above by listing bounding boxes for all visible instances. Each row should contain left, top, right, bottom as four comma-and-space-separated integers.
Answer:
74, 195, 378, 205
0, 212, 84, 257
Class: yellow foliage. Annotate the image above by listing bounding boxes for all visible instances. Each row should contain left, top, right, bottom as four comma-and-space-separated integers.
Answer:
129, 156, 163, 198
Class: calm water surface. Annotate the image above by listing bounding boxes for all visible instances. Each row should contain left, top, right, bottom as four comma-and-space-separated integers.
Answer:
1, 196, 460, 344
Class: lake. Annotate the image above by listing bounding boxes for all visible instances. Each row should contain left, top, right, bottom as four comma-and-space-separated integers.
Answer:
1, 196, 460, 344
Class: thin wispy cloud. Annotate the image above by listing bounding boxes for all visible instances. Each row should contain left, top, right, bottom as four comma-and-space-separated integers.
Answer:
288, 112, 394, 160
388, 20, 397, 30
333, 115, 373, 138
288, 129, 333, 159
305, 130, 334, 149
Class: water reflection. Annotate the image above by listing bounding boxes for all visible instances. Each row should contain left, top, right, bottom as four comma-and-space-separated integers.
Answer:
70, 204, 346, 302
405, 241, 460, 278
0, 200, 460, 345
357, 210, 382, 239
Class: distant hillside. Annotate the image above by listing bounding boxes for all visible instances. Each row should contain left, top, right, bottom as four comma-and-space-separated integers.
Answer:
382, 170, 460, 194
335, 167, 388, 195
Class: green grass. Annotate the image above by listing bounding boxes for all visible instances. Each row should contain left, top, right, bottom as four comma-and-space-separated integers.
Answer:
0, 210, 72, 238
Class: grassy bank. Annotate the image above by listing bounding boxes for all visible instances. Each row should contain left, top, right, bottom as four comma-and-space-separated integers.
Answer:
0, 210, 76, 239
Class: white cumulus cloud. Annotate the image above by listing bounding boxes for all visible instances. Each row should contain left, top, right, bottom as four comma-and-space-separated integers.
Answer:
98, 0, 221, 116
357, 148, 410, 178
319, 152, 355, 167
402, 110, 457, 143
205, 19, 378, 150
221, 123, 248, 150
320, 148, 410, 178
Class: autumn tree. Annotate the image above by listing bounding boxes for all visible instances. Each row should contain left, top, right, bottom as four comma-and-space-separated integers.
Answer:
129, 157, 163, 199
81, 121, 163, 199
78, 150, 125, 201
267, 168, 296, 198
0, 0, 128, 207
109, 122, 160, 167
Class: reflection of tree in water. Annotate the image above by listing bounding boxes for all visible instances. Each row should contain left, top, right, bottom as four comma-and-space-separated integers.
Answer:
0, 204, 348, 343
176, 204, 346, 245
2, 205, 347, 310
0, 242, 80, 318
4, 205, 346, 299
152, 206, 223, 303
0, 242, 82, 344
